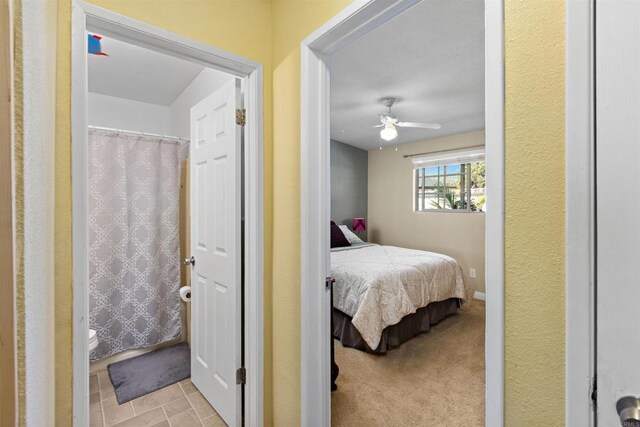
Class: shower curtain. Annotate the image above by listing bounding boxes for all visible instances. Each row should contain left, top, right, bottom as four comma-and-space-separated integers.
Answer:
88, 130, 182, 360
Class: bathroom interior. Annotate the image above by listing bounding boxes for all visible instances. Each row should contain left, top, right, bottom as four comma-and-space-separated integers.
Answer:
86, 33, 235, 426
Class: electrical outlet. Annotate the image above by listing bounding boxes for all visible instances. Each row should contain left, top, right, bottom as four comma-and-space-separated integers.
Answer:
469, 268, 477, 279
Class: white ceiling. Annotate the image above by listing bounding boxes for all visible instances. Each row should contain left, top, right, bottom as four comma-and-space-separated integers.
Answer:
88, 36, 205, 106
330, 0, 485, 150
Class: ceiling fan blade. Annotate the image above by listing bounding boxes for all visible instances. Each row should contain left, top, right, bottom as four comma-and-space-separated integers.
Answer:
372, 124, 384, 128
397, 121, 442, 130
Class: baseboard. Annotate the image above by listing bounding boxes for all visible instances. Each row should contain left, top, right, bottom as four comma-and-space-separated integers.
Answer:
473, 291, 486, 301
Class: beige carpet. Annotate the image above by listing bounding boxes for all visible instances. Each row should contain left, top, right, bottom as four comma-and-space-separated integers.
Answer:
331, 300, 485, 427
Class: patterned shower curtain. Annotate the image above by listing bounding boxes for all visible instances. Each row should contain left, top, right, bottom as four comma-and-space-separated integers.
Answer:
88, 130, 182, 360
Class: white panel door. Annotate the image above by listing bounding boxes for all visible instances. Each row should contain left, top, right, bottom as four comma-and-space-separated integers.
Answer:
597, 1, 640, 425
189, 79, 242, 426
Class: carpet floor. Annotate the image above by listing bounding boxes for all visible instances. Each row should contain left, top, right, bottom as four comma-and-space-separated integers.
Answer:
331, 300, 485, 427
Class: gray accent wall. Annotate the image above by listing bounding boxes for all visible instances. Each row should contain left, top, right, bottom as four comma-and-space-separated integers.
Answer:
330, 139, 368, 232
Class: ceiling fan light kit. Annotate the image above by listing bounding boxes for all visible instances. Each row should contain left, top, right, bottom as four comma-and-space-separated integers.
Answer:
376, 97, 442, 142
380, 122, 398, 141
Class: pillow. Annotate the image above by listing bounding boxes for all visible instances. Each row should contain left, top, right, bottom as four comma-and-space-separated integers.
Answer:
330, 221, 351, 248
339, 225, 364, 245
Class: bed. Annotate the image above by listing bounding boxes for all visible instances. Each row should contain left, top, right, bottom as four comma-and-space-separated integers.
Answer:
331, 241, 473, 354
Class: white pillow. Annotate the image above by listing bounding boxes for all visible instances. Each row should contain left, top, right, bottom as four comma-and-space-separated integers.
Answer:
339, 225, 364, 244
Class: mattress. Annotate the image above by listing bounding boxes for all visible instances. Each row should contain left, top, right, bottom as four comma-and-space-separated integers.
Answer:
330, 244, 472, 350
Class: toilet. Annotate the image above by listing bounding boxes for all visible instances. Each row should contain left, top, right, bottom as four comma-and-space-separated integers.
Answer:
89, 329, 99, 352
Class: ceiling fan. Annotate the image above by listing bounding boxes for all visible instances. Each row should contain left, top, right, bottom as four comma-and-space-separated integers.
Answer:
374, 98, 442, 141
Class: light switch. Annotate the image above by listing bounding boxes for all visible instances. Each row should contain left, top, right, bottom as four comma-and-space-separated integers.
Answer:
469, 268, 477, 278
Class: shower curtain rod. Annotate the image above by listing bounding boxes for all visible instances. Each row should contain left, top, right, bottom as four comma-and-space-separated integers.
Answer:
88, 125, 189, 143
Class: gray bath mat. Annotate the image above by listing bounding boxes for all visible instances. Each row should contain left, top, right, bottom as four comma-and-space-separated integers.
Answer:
107, 342, 191, 404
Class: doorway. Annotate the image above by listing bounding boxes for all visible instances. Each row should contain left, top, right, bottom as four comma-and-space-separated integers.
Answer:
300, 0, 504, 425
72, 3, 264, 426
328, 1, 485, 424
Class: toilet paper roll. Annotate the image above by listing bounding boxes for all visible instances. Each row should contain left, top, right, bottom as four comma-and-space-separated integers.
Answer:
179, 286, 192, 302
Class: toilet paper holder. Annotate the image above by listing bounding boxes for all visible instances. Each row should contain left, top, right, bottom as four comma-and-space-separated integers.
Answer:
179, 286, 192, 302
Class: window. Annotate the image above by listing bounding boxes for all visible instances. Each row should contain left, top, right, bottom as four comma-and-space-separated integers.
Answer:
412, 148, 485, 212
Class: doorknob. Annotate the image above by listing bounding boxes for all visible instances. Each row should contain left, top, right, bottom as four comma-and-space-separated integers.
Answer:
617, 396, 640, 426
184, 256, 195, 266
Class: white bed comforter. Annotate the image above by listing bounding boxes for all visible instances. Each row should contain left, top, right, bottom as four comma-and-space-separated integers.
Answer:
331, 244, 472, 350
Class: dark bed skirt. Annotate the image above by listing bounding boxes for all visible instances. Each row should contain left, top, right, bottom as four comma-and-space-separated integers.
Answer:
333, 298, 461, 354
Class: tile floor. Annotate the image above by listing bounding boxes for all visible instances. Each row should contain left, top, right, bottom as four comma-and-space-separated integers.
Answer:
90, 370, 227, 426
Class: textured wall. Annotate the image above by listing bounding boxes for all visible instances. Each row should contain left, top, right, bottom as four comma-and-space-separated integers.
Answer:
12, 1, 24, 424
54, 1, 73, 423
504, 0, 566, 424
270, 2, 351, 422
330, 140, 368, 231
368, 131, 486, 293
0, 0, 14, 422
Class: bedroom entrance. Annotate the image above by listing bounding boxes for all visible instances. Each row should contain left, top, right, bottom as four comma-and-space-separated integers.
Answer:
328, 1, 484, 425
301, 0, 504, 425
72, 3, 264, 426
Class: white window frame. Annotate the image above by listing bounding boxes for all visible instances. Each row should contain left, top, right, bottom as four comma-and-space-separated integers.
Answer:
300, 0, 505, 425
414, 161, 486, 213
71, 2, 264, 425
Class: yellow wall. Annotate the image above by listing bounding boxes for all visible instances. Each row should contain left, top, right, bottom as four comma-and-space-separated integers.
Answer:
55, 2, 73, 424
504, 0, 565, 425
12, 1, 25, 424
270, 1, 351, 423
49, 0, 566, 425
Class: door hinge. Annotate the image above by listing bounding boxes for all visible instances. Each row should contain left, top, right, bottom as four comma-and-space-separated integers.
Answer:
591, 376, 597, 406
236, 367, 246, 385
236, 108, 246, 126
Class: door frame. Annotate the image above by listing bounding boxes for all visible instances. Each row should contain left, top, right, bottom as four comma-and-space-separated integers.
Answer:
300, 0, 505, 425
565, 0, 595, 425
71, 2, 265, 425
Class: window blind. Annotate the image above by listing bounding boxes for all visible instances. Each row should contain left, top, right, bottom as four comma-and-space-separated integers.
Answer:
411, 147, 485, 169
